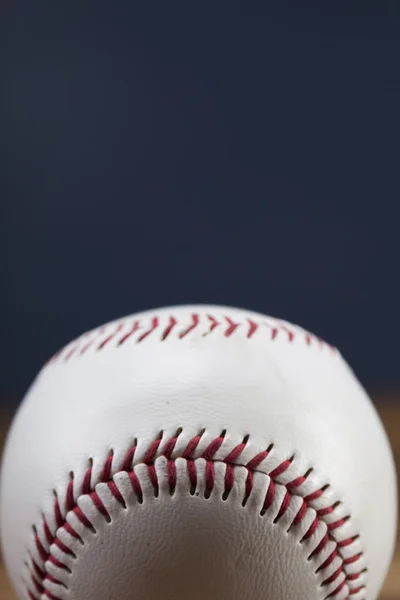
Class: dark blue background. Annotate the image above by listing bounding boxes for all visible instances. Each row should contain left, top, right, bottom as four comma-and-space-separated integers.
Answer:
1, 3, 400, 403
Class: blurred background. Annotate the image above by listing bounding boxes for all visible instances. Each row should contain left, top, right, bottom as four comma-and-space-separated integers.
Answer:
1, 2, 399, 598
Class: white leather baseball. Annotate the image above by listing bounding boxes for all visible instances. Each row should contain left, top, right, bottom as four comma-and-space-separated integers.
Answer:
0, 305, 397, 600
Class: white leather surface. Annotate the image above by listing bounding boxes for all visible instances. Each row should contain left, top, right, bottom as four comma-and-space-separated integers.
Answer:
0, 305, 397, 600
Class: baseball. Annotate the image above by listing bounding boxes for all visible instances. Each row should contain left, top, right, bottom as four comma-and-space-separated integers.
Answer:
0, 305, 397, 600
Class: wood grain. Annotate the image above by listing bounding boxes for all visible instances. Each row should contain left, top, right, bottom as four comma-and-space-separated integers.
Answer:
0, 403, 399, 599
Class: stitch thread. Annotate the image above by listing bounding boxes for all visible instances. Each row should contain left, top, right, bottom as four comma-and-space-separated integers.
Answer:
37, 313, 350, 598
27, 432, 365, 600
48, 313, 336, 364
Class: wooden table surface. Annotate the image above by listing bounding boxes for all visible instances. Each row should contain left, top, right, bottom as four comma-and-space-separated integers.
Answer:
0, 402, 399, 599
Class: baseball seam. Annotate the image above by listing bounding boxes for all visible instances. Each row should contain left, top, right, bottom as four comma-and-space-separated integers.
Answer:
48, 313, 336, 364
26, 431, 366, 600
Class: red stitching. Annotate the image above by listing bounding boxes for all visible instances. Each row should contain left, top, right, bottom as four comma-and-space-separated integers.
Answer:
327, 581, 347, 598
117, 320, 140, 346
247, 319, 259, 338
31, 559, 45, 580
47, 555, 68, 571
73, 506, 92, 529
205, 314, 219, 334
319, 550, 338, 572
43, 519, 53, 546
137, 317, 159, 342
322, 565, 344, 586
64, 343, 80, 361
27, 433, 364, 600
269, 458, 292, 479
266, 324, 279, 340
275, 490, 291, 521
48, 313, 335, 364
79, 325, 106, 355
349, 587, 364, 596
347, 573, 361, 581
161, 316, 177, 340
179, 313, 200, 338
98, 323, 124, 350
34, 531, 47, 563
32, 578, 43, 595
278, 324, 295, 342
44, 574, 63, 586
292, 499, 307, 526
224, 317, 240, 337
54, 538, 74, 556
100, 452, 113, 482
54, 502, 63, 530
